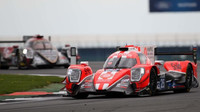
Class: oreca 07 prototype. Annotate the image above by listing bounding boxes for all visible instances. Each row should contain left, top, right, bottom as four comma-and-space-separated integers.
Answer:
0, 35, 71, 69
62, 45, 198, 98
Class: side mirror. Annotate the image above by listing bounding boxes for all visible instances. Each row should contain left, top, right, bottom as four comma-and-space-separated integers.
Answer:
70, 47, 76, 56
70, 47, 77, 65
155, 60, 164, 65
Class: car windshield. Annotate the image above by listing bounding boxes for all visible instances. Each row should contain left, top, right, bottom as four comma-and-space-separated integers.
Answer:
33, 41, 44, 50
103, 57, 137, 69
43, 41, 52, 49
26, 40, 53, 50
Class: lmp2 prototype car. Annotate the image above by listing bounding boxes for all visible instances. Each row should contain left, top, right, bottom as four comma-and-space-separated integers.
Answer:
62, 45, 198, 98
0, 35, 75, 69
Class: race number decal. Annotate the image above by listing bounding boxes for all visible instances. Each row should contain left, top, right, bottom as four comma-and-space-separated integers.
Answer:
160, 75, 165, 89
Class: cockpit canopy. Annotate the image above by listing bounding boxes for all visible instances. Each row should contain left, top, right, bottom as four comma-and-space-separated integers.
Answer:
103, 50, 140, 69
25, 38, 53, 50
103, 57, 137, 69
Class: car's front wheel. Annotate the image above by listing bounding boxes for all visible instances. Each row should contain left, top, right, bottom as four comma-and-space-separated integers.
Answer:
149, 68, 157, 96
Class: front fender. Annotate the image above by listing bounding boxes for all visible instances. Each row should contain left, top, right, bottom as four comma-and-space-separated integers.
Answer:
131, 65, 156, 91
65, 64, 93, 94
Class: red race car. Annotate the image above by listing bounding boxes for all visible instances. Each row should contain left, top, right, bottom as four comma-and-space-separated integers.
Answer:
62, 45, 198, 98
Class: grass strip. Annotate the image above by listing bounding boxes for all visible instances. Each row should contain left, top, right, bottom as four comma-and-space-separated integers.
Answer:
0, 74, 63, 95
30, 83, 65, 92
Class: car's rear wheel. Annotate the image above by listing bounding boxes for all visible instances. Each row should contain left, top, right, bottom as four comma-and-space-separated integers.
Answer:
72, 93, 89, 99
174, 64, 192, 93
149, 68, 157, 96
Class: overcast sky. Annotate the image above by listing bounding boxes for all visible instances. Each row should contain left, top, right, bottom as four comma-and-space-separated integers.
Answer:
0, 0, 200, 37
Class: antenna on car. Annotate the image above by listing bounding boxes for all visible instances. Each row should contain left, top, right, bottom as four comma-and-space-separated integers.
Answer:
48, 36, 51, 41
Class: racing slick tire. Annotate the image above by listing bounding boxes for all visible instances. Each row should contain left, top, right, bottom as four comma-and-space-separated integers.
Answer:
72, 93, 89, 99
64, 63, 70, 68
0, 64, 9, 69
17, 61, 23, 69
0, 66, 9, 69
0, 54, 9, 69
174, 64, 193, 93
105, 93, 125, 98
149, 68, 158, 96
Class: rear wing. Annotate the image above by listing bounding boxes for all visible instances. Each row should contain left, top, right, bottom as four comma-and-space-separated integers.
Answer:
0, 35, 46, 44
155, 47, 197, 64
0, 41, 25, 43
0, 36, 33, 44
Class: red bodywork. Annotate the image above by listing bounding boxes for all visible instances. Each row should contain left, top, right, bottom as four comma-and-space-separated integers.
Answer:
64, 45, 198, 96
164, 61, 198, 78
65, 45, 160, 94
0, 47, 14, 59
66, 63, 93, 93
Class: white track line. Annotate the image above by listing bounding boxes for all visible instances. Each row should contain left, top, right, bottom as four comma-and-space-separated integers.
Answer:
28, 74, 66, 78
0, 96, 64, 105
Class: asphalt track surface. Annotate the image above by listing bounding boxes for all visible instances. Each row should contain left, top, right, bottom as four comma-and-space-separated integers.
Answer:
0, 62, 104, 76
0, 62, 200, 112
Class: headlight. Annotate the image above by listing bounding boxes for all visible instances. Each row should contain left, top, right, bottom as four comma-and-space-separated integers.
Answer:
67, 69, 81, 83
131, 68, 145, 82
23, 49, 27, 54
23, 49, 34, 59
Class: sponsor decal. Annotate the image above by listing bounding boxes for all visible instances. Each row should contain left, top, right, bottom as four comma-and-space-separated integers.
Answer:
95, 70, 118, 90
98, 70, 117, 81
170, 62, 182, 70
100, 73, 113, 79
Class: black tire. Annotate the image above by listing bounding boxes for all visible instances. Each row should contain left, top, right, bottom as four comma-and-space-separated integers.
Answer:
0, 66, 9, 69
0, 54, 1, 68
174, 65, 193, 93
149, 69, 157, 96
16, 52, 23, 69
72, 93, 89, 99
0, 54, 9, 69
17, 61, 22, 69
64, 64, 70, 68
105, 93, 125, 98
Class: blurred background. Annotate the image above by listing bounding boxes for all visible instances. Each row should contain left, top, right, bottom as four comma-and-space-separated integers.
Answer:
0, 0, 200, 61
